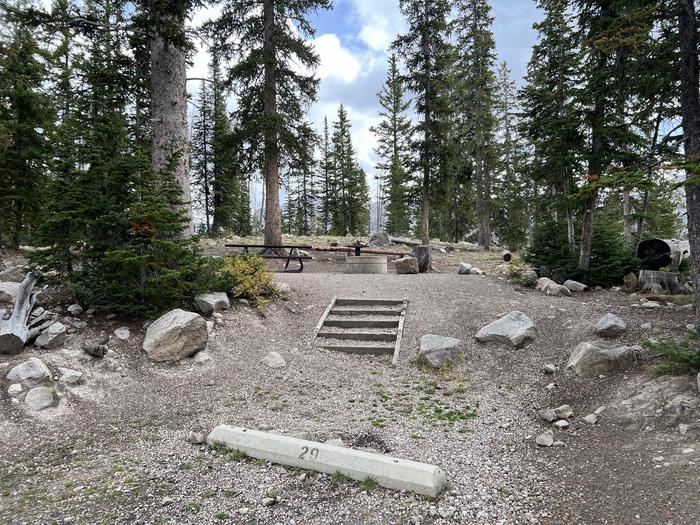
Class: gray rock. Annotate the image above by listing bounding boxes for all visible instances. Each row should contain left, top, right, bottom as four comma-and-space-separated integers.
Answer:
114, 327, 130, 340
411, 245, 431, 273
192, 351, 211, 365
566, 340, 636, 377
194, 292, 230, 316
83, 341, 108, 358
25, 386, 56, 411
324, 438, 345, 447
418, 335, 462, 368
72, 320, 88, 330
554, 419, 570, 429
273, 282, 291, 295
475, 311, 536, 348
57, 367, 83, 385
469, 267, 485, 276
537, 408, 557, 423
67, 304, 83, 316
206, 320, 214, 336
31, 307, 45, 318
554, 405, 574, 419
369, 231, 391, 246
7, 383, 22, 396
35, 322, 67, 349
543, 364, 557, 374
563, 280, 588, 292
595, 313, 627, 338
641, 301, 662, 309
395, 255, 419, 275
458, 262, 472, 275
262, 351, 286, 369
0, 282, 20, 304
536, 277, 571, 297
7, 357, 51, 385
536, 431, 554, 447
261, 497, 276, 507
583, 414, 598, 425
143, 309, 208, 362
641, 323, 652, 330
679, 423, 690, 435
186, 431, 205, 444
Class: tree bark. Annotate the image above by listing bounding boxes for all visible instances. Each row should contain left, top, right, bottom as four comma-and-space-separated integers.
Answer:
0, 270, 41, 355
150, 18, 192, 236
622, 188, 633, 246
262, 0, 282, 246
678, 0, 700, 328
420, 0, 431, 246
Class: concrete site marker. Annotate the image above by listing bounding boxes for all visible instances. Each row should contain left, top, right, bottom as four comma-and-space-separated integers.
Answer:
207, 425, 446, 497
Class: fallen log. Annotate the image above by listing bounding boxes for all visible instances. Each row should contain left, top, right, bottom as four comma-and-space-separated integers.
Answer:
0, 270, 42, 355
638, 270, 686, 295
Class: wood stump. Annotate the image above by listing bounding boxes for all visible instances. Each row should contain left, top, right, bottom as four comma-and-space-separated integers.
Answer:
638, 270, 686, 295
0, 270, 42, 354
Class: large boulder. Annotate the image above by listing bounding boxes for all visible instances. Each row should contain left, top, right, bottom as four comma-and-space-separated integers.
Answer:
595, 313, 627, 338
475, 311, 536, 348
143, 309, 208, 362
536, 277, 572, 297
394, 255, 419, 275
418, 335, 462, 368
412, 246, 431, 273
566, 340, 636, 377
369, 231, 391, 247
7, 357, 52, 385
194, 292, 230, 317
0, 282, 20, 304
564, 280, 588, 292
35, 322, 67, 349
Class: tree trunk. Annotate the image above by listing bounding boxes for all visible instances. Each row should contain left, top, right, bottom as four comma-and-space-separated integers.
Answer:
678, 0, 700, 328
420, 0, 430, 246
150, 18, 192, 236
262, 0, 282, 247
622, 188, 633, 246
0, 270, 41, 355
566, 207, 575, 253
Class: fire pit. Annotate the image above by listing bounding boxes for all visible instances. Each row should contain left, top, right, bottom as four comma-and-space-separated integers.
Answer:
345, 255, 388, 274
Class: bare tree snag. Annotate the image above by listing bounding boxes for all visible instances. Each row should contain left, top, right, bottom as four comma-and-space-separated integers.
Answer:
0, 270, 42, 355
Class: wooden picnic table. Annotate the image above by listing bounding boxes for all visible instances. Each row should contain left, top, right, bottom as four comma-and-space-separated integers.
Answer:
225, 244, 313, 273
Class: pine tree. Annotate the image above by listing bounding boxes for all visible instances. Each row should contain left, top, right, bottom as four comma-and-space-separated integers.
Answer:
190, 81, 215, 235
370, 53, 414, 236
207, 0, 331, 246
453, 0, 498, 249
493, 61, 529, 250
393, 0, 453, 245
289, 123, 318, 235
0, 2, 53, 248
519, 0, 583, 251
317, 117, 334, 234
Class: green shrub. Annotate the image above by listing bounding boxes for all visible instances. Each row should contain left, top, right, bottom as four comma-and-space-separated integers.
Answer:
215, 255, 274, 305
644, 333, 700, 375
523, 220, 572, 270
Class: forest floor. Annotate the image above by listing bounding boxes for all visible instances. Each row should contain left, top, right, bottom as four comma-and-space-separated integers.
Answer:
1, 243, 699, 525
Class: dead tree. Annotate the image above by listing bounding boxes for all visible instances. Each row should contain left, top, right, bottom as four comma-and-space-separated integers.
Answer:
0, 270, 42, 355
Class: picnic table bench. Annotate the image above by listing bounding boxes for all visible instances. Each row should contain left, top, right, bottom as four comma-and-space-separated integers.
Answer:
225, 244, 313, 273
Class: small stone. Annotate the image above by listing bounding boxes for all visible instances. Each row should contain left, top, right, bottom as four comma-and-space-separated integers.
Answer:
679, 424, 690, 435
161, 496, 174, 506
563, 280, 588, 292
594, 405, 606, 415
554, 419, 570, 429
85, 308, 96, 316
652, 456, 665, 462
35, 322, 67, 349
554, 405, 574, 419
25, 386, 57, 411
583, 414, 598, 425
475, 311, 536, 348
545, 382, 557, 393
194, 292, 231, 316
552, 441, 566, 447
641, 323, 652, 330
238, 507, 250, 514
595, 313, 627, 338
57, 367, 83, 385
206, 320, 214, 336
192, 351, 211, 365
536, 431, 554, 447
640, 301, 661, 309
418, 335, 462, 368
686, 324, 696, 333
542, 364, 557, 374
114, 327, 130, 340
66, 304, 83, 316
8, 383, 22, 396
186, 431, 205, 445
262, 351, 286, 369
73, 320, 88, 330
83, 341, 108, 358
261, 497, 276, 507
537, 408, 557, 423
469, 267, 485, 275
273, 281, 291, 294
682, 448, 695, 454
458, 262, 472, 275
324, 438, 345, 447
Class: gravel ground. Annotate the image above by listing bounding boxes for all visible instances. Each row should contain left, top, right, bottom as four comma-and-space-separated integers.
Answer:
1, 251, 699, 525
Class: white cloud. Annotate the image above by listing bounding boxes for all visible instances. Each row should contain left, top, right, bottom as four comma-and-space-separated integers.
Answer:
313, 34, 362, 83
350, 0, 405, 51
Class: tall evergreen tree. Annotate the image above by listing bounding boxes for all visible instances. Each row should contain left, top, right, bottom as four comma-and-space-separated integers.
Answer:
453, 0, 498, 249
207, 0, 331, 246
317, 117, 334, 234
190, 81, 215, 235
393, 0, 453, 245
0, 2, 53, 248
520, 0, 583, 252
371, 53, 414, 236
288, 123, 318, 235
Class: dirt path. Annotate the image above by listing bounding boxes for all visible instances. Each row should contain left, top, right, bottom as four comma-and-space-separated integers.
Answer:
1, 267, 699, 524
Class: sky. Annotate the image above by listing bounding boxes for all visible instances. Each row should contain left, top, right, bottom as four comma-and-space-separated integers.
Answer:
188, 0, 543, 207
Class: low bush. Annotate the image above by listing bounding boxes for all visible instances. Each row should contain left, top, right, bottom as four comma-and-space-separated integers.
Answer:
644, 333, 700, 376
215, 255, 274, 306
